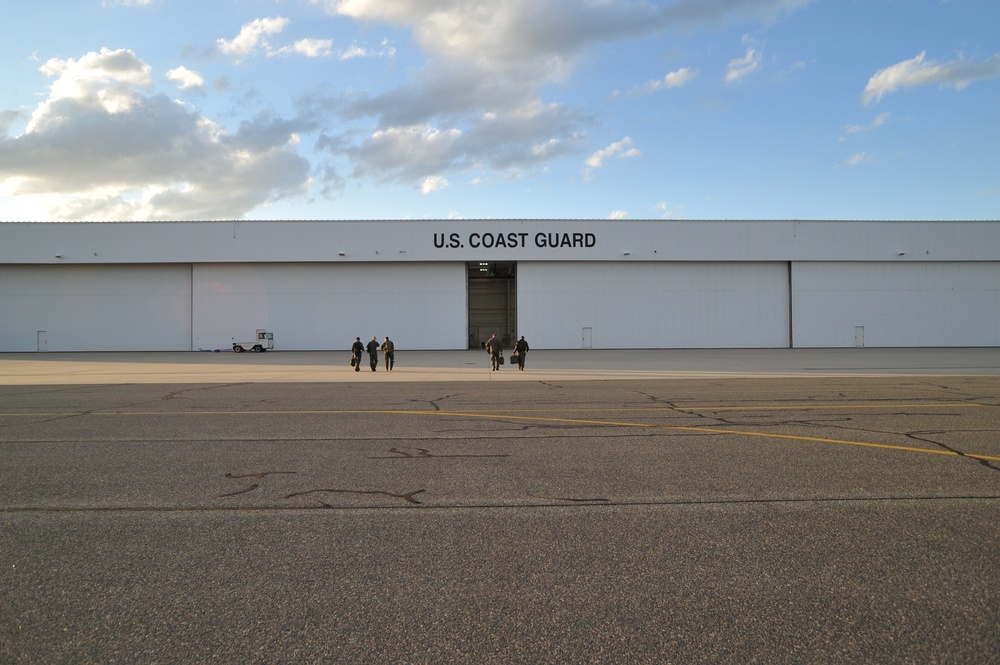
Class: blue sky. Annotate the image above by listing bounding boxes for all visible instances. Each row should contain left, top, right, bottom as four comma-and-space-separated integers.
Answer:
1, 0, 997, 221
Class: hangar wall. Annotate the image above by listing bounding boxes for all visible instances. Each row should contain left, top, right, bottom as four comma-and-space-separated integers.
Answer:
791, 261, 1000, 348
0, 265, 192, 352
2, 220, 999, 352
519, 262, 790, 349
192, 263, 466, 351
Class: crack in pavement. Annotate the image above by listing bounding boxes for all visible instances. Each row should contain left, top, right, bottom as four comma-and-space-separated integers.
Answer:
904, 430, 1000, 472
369, 447, 509, 459
285, 488, 427, 505
5, 493, 999, 514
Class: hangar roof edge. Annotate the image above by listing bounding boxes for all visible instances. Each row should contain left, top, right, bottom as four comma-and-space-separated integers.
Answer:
3, 219, 999, 264
2, 218, 999, 224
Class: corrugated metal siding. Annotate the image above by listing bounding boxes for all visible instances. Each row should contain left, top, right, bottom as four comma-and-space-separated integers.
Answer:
192, 263, 466, 351
0, 265, 192, 352
518, 262, 789, 349
791, 262, 1000, 347
3, 221, 999, 351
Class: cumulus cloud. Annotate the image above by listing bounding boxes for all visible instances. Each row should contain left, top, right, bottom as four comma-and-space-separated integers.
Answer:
3, 1, 816, 219
217, 17, 290, 61
31, 47, 152, 122
0, 109, 25, 137
420, 175, 449, 194
349, 125, 463, 183
311, 0, 810, 187
290, 38, 334, 58
608, 210, 628, 219
0, 48, 310, 220
166, 66, 204, 90
330, 99, 589, 186
863, 50, 1000, 105
326, 0, 811, 65
218, 17, 343, 61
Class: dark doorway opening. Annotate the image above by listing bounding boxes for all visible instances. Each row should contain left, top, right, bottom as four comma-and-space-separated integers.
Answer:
467, 262, 516, 349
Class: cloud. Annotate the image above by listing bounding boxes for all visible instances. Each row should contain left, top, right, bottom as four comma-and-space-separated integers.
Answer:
325, 97, 589, 185
5, 2, 818, 219
846, 151, 874, 166
32, 47, 152, 121
217, 17, 290, 61
653, 0, 814, 25
0, 48, 310, 220
310, 0, 811, 186
420, 175, 449, 194
863, 50, 1000, 105
842, 111, 891, 138
633, 67, 697, 95
608, 210, 628, 219
348, 125, 463, 184
725, 47, 761, 82
325, 0, 813, 63
290, 38, 334, 59
654, 201, 683, 219
584, 136, 640, 178
0, 109, 25, 137
166, 66, 204, 91
338, 39, 395, 60
218, 17, 340, 62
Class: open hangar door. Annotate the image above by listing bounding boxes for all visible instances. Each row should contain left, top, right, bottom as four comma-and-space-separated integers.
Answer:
467, 261, 516, 349
516, 261, 790, 349
192, 262, 467, 351
0, 265, 192, 352
791, 261, 1000, 347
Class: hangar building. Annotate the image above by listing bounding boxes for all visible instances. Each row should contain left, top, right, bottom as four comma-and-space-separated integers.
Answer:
1, 219, 998, 352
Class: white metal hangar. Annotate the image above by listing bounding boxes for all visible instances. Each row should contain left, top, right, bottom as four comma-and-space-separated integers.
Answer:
1, 219, 998, 353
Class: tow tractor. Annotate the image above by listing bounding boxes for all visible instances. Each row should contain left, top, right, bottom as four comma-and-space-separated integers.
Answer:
233, 329, 274, 353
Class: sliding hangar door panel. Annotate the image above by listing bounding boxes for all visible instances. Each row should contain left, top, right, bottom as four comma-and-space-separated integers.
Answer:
0, 265, 192, 352
518, 262, 789, 349
192, 263, 466, 351
792, 261, 1000, 347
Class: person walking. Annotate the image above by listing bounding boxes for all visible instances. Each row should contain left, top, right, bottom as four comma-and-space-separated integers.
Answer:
351, 337, 364, 372
513, 335, 529, 370
381, 336, 395, 371
366, 336, 380, 372
485, 333, 503, 371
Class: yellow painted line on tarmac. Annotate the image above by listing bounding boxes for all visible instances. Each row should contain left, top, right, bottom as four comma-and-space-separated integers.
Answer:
386, 410, 1000, 463
639, 403, 986, 411
2, 405, 998, 462
416, 403, 987, 414
667, 425, 1000, 461
0, 402, 984, 418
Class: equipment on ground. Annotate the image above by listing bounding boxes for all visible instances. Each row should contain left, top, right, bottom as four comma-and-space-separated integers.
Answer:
233, 329, 274, 353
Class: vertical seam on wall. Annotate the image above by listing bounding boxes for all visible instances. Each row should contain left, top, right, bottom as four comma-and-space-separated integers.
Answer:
788, 261, 794, 349
190, 263, 195, 351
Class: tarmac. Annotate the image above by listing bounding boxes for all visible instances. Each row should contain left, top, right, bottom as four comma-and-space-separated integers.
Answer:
1, 346, 1000, 384
1, 348, 999, 663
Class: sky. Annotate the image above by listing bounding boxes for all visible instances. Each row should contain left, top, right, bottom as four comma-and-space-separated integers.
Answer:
0, 0, 997, 222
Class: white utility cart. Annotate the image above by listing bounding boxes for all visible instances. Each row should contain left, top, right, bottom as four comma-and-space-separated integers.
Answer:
232, 329, 274, 352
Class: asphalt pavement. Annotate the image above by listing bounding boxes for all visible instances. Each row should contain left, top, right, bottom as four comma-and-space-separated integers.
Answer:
1, 349, 998, 663
1, 346, 1000, 384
